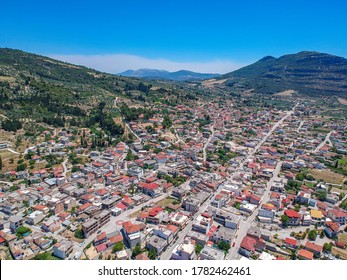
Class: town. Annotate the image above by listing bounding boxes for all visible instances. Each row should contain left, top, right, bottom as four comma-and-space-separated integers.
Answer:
0, 93, 347, 261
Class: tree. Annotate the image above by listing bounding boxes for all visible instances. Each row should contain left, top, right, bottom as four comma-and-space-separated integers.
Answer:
217, 240, 231, 252
296, 173, 305, 181
308, 230, 317, 241
281, 215, 289, 226
195, 244, 203, 255
74, 228, 84, 239
131, 243, 142, 258
323, 242, 333, 252
16, 163, 27, 172
112, 241, 124, 253
125, 150, 135, 161
16, 226, 31, 237
147, 249, 157, 260
317, 191, 327, 201
162, 114, 172, 129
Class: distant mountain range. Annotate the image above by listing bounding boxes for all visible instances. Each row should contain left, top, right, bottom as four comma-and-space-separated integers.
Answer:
119, 69, 220, 81
219, 51, 347, 96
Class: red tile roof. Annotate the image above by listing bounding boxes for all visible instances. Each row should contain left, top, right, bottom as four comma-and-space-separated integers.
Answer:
284, 209, 300, 219
285, 237, 297, 246
240, 236, 257, 251
109, 234, 123, 244
96, 244, 107, 253
139, 182, 159, 190
123, 221, 141, 234
305, 241, 323, 253
298, 249, 314, 260
149, 206, 163, 217
326, 221, 340, 232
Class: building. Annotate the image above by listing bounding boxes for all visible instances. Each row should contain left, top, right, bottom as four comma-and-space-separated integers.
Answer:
26, 211, 44, 225
122, 221, 142, 249
153, 226, 173, 244
102, 196, 121, 210
169, 212, 189, 229
211, 193, 229, 209
146, 235, 167, 255
325, 221, 340, 238
94, 210, 111, 228
199, 246, 225, 260
9, 215, 24, 233
327, 209, 347, 225
304, 241, 323, 257
171, 238, 196, 260
283, 209, 301, 226
183, 197, 200, 213
138, 182, 163, 197
147, 207, 168, 224
192, 213, 213, 234
53, 241, 73, 259
310, 210, 324, 226
258, 204, 276, 222
82, 218, 98, 237
128, 166, 144, 178
239, 236, 257, 258
210, 227, 234, 244
298, 249, 314, 260
42, 216, 61, 233
209, 208, 240, 229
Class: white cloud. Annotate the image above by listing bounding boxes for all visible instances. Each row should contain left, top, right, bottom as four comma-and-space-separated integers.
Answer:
48, 53, 245, 74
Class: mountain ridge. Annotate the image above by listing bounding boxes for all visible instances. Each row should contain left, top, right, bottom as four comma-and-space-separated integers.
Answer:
219, 51, 347, 96
119, 68, 220, 81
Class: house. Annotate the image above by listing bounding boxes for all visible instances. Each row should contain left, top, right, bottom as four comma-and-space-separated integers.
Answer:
192, 213, 213, 234
310, 210, 324, 226
239, 236, 257, 258
298, 249, 314, 260
127, 166, 144, 178
146, 235, 167, 255
283, 209, 301, 226
210, 208, 240, 229
199, 246, 225, 260
94, 232, 107, 246
258, 204, 276, 222
10, 245, 24, 260
108, 232, 123, 248
327, 209, 347, 225
153, 226, 173, 244
171, 238, 196, 260
169, 212, 189, 229
284, 237, 298, 249
122, 221, 143, 249
135, 252, 150, 260
138, 182, 162, 197
9, 215, 24, 233
42, 216, 61, 233
26, 211, 44, 225
211, 193, 229, 209
304, 241, 323, 257
325, 221, 340, 238
147, 206, 167, 224
53, 241, 73, 259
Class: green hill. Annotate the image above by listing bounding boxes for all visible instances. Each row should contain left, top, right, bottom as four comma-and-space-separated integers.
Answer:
0, 48, 200, 134
221, 51, 347, 96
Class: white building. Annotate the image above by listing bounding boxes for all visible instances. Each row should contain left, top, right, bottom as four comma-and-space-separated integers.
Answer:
171, 238, 196, 260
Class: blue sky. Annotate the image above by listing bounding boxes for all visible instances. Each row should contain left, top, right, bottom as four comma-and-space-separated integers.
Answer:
1, 0, 346, 73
